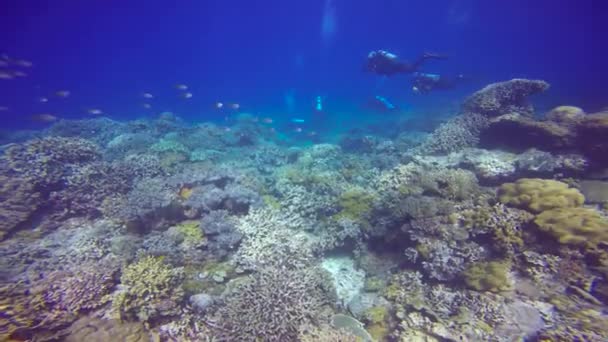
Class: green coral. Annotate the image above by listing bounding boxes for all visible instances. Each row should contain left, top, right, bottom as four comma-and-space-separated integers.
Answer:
112, 256, 184, 323
364, 277, 386, 292
463, 261, 511, 292
172, 220, 204, 246
365, 306, 389, 325
498, 178, 585, 213
334, 188, 375, 224
262, 194, 281, 210
534, 207, 608, 248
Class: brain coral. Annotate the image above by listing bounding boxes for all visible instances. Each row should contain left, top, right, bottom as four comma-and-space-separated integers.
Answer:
498, 178, 584, 213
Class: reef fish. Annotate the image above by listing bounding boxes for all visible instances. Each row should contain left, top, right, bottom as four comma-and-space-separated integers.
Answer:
31, 113, 58, 122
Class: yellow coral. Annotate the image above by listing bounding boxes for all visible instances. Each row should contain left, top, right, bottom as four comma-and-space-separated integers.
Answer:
113, 256, 184, 322
178, 186, 193, 200
498, 178, 584, 213
534, 207, 608, 248
173, 220, 204, 246
463, 261, 511, 292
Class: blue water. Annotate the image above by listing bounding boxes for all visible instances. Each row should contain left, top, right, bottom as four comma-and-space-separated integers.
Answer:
1, 0, 605, 132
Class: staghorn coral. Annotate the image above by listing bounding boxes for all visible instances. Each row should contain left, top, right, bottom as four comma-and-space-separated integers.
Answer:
0, 137, 101, 238
234, 207, 318, 270
104, 132, 156, 160
112, 256, 185, 324
462, 78, 549, 118
298, 324, 359, 342
5, 137, 100, 183
415, 112, 490, 155
63, 316, 159, 342
461, 203, 534, 256
46, 117, 126, 146
498, 178, 585, 213
150, 137, 189, 155
210, 267, 331, 341
0, 259, 118, 341
0, 171, 41, 240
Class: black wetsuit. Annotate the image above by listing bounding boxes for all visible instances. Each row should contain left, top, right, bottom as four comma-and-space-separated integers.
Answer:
412, 73, 466, 93
365, 50, 445, 76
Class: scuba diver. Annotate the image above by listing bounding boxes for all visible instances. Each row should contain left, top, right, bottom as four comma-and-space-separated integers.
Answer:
365, 95, 399, 113
365, 50, 447, 76
411, 72, 467, 94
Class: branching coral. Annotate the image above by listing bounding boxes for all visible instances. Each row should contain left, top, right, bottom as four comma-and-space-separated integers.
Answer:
234, 207, 318, 269
210, 267, 331, 341
112, 256, 184, 323
0, 259, 118, 341
0, 137, 101, 239
415, 112, 490, 155
461, 203, 534, 256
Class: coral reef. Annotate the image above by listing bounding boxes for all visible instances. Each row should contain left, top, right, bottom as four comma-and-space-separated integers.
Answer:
210, 267, 332, 341
1, 78, 607, 341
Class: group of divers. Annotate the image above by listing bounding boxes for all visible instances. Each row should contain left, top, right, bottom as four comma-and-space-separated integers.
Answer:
290, 49, 465, 136
362, 49, 467, 112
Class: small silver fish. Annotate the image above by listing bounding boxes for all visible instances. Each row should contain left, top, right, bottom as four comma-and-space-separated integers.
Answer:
39, 97, 49, 103
142, 103, 152, 109
175, 84, 188, 90
229, 103, 240, 110
14, 59, 33, 67
31, 113, 58, 122
0, 71, 14, 79
142, 92, 154, 99
181, 92, 193, 99
55, 90, 70, 98
88, 108, 103, 115
215, 102, 223, 109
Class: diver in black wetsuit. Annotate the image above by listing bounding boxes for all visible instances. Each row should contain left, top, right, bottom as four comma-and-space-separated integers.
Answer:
365, 50, 446, 76
411, 72, 467, 94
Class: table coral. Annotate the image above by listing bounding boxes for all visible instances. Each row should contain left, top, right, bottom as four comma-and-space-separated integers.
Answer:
462, 78, 549, 118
